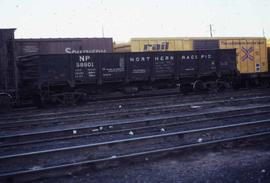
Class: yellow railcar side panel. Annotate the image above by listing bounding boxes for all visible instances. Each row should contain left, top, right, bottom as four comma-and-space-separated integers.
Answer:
167, 40, 177, 51
130, 41, 140, 52
219, 38, 267, 73
260, 40, 268, 72
236, 39, 248, 73
254, 40, 261, 73
174, 40, 184, 51
183, 40, 193, 50
131, 38, 193, 52
141, 40, 151, 52
174, 40, 193, 50
246, 40, 255, 73
235, 39, 243, 73
140, 40, 149, 51
148, 40, 158, 51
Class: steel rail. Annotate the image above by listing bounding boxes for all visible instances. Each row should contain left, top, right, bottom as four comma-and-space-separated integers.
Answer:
0, 130, 269, 182
1, 95, 270, 132
0, 119, 270, 177
0, 106, 270, 149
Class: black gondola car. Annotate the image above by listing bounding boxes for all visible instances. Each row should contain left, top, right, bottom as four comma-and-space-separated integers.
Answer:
18, 49, 237, 105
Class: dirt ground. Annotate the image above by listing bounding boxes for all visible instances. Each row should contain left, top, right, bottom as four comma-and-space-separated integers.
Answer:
38, 141, 270, 183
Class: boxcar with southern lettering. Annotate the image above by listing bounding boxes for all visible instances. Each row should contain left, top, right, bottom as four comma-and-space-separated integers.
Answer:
15, 37, 113, 57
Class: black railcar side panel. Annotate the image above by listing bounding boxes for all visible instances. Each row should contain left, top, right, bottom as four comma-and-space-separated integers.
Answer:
39, 55, 73, 87
197, 50, 217, 76
153, 52, 175, 80
73, 54, 98, 84
177, 51, 196, 77
217, 49, 237, 75
126, 52, 151, 81
19, 49, 238, 88
101, 53, 125, 82
0, 29, 16, 92
177, 50, 222, 78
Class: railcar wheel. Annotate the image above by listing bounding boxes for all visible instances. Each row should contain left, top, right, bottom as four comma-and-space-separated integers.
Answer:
192, 80, 204, 92
204, 81, 218, 93
216, 79, 227, 92
52, 92, 87, 106
52, 93, 73, 106
74, 90, 88, 104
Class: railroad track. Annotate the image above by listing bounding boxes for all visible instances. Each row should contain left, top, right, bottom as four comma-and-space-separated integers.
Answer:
1, 88, 270, 182
1, 94, 270, 136
2, 88, 179, 117
1, 104, 270, 155
0, 119, 269, 182
1, 88, 269, 121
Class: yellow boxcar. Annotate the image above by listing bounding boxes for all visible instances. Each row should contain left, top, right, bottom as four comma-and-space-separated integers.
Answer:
131, 37, 268, 74
267, 39, 270, 47
219, 38, 267, 74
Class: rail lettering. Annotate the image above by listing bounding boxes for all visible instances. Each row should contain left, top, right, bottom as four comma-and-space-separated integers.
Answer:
143, 42, 169, 51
